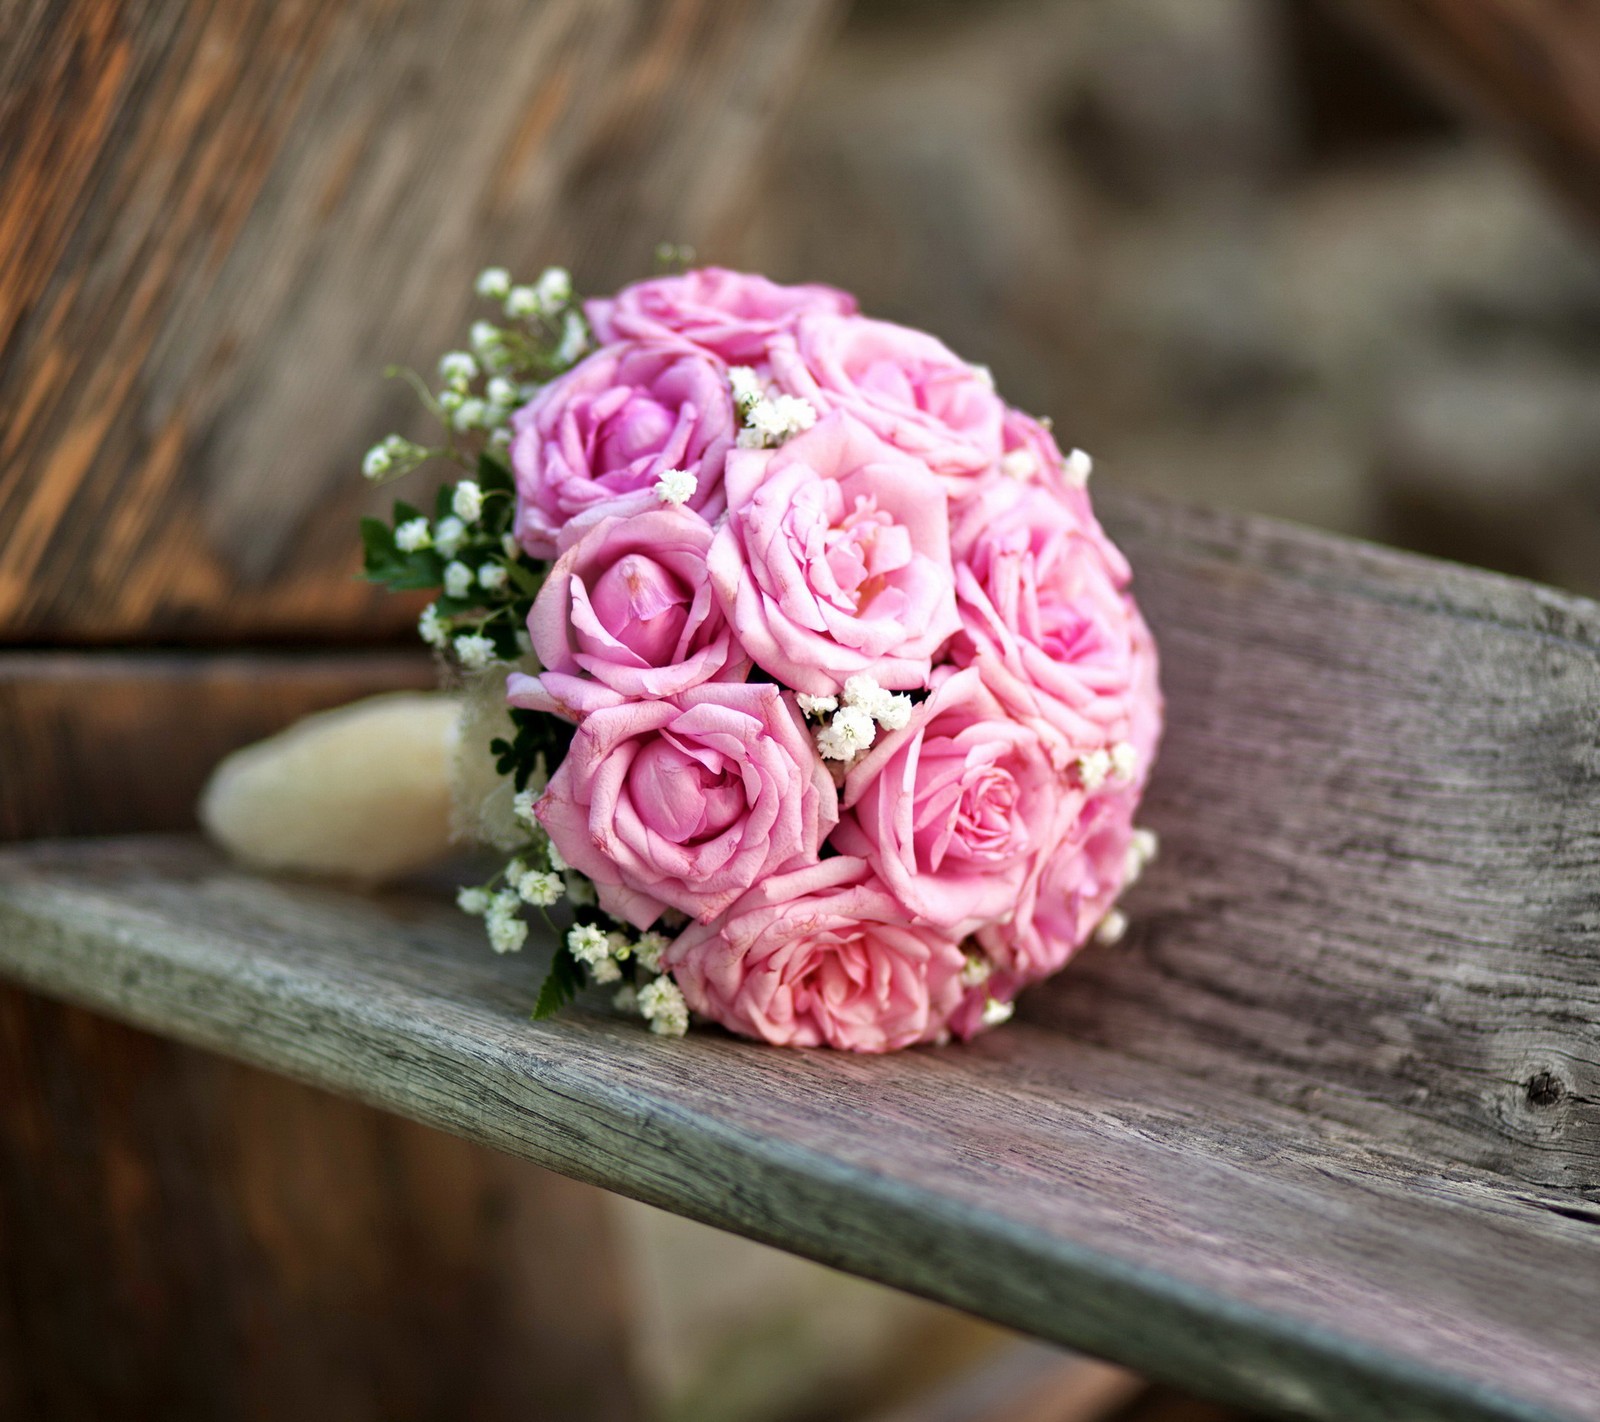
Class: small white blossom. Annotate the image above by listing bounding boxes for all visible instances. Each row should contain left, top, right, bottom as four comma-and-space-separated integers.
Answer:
567, 923, 611, 967
546, 838, 568, 873
842, 674, 885, 712
488, 427, 512, 454
515, 869, 563, 907
981, 997, 1015, 1028
536, 266, 572, 310
1109, 741, 1139, 784
1077, 748, 1113, 792
654, 467, 697, 505
589, 956, 622, 984
555, 309, 589, 366
744, 394, 816, 446
613, 985, 639, 1015
728, 365, 763, 408
470, 320, 503, 355
1093, 909, 1129, 947
486, 891, 528, 954
816, 705, 876, 761
501, 532, 520, 559
634, 931, 668, 974
478, 563, 508, 593
1000, 449, 1036, 481
434, 515, 466, 558
452, 481, 484, 523
1064, 448, 1093, 485
453, 397, 487, 432
418, 603, 449, 647
475, 267, 512, 300
960, 953, 993, 988
970, 363, 996, 390
438, 350, 478, 389
395, 518, 432, 552
638, 976, 689, 1037
443, 560, 474, 598
438, 388, 465, 414
485, 376, 518, 408
876, 693, 914, 732
453, 633, 496, 671
565, 873, 596, 907
362, 443, 393, 479
1125, 827, 1160, 886
512, 787, 538, 827
795, 693, 838, 719
735, 424, 766, 450
505, 284, 540, 319
456, 887, 491, 915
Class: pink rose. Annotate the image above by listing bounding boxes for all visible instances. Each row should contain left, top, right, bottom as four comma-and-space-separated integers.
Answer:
664, 857, 967, 1052
510, 340, 734, 556
706, 412, 961, 695
976, 785, 1140, 980
831, 665, 1069, 932
949, 476, 1154, 755
772, 315, 1005, 487
996, 408, 1085, 506
512, 679, 837, 930
527, 506, 749, 699
585, 267, 857, 362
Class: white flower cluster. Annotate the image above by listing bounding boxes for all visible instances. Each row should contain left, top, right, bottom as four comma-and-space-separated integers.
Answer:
804, 674, 915, 763
361, 433, 429, 483
637, 975, 690, 1036
728, 366, 816, 449
1075, 741, 1139, 793
655, 467, 697, 505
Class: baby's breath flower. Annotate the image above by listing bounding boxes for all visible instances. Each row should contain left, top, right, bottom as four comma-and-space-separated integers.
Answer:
728, 365, 763, 408
1000, 449, 1036, 481
486, 890, 528, 954
545, 837, 568, 873
564, 873, 596, 907
960, 952, 993, 988
816, 705, 876, 762
567, 922, 611, 967
980, 997, 1014, 1028
744, 394, 816, 447
395, 518, 432, 552
795, 693, 837, 719
505, 285, 540, 319
512, 787, 538, 827
555, 309, 589, 366
453, 397, 487, 432
1131, 827, 1160, 865
634, 931, 668, 974
1093, 908, 1128, 947
501, 532, 520, 558
438, 388, 465, 414
475, 267, 512, 300
638, 976, 689, 1037
470, 320, 503, 355
362, 443, 393, 479
613, 984, 639, 1015
970, 363, 996, 391
478, 563, 508, 593
876, 693, 914, 732
433, 515, 466, 558
488, 427, 512, 454
515, 868, 564, 907
485, 376, 518, 408
452, 481, 484, 523
536, 266, 572, 310
418, 603, 448, 647
654, 467, 697, 505
1064, 448, 1093, 485
443, 560, 474, 598
1109, 741, 1139, 784
1076, 748, 1112, 793
453, 633, 496, 671
456, 886, 491, 915
438, 350, 478, 389
589, 956, 623, 985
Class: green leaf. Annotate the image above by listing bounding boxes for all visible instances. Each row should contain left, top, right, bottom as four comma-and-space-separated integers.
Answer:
477, 452, 514, 494
532, 948, 582, 1020
504, 559, 543, 599
392, 499, 426, 527
360, 517, 397, 576
434, 483, 455, 523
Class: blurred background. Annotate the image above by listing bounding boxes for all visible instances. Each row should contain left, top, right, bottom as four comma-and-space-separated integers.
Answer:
3, 1, 1598, 1419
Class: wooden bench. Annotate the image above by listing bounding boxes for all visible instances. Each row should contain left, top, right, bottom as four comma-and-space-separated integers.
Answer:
4, 493, 1597, 1422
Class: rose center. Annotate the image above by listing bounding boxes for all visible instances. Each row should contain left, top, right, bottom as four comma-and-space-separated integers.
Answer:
593, 391, 673, 470
587, 555, 691, 665
628, 734, 746, 845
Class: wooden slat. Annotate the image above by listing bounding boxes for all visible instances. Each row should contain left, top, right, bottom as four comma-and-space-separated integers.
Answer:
0, 0, 839, 645
0, 650, 434, 840
1331, 0, 1600, 227
1, 494, 1597, 1422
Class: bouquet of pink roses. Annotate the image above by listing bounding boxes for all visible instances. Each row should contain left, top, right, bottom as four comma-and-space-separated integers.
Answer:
360, 261, 1161, 1052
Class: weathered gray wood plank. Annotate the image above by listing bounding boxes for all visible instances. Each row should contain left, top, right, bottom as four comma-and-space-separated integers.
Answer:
2, 494, 1598, 1422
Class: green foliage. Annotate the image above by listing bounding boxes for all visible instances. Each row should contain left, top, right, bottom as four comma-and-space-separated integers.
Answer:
532, 946, 583, 1020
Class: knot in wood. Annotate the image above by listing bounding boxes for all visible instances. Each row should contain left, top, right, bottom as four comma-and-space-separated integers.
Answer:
1524, 1070, 1566, 1108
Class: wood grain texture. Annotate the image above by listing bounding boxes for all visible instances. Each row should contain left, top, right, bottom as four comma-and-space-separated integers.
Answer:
0, 649, 434, 840
0, 0, 839, 644
0, 496, 1597, 1422
1331, 0, 1600, 227
0, 983, 643, 1422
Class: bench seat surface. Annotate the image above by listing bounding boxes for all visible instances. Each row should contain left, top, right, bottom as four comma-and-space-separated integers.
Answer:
2, 493, 1597, 1422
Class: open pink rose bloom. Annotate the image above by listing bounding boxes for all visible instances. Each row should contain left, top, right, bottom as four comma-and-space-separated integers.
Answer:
509, 267, 1162, 1051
